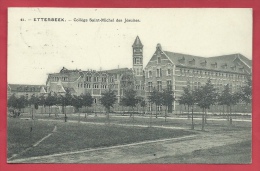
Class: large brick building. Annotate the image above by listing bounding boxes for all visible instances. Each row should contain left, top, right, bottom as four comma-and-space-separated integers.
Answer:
46, 36, 252, 113
144, 43, 252, 112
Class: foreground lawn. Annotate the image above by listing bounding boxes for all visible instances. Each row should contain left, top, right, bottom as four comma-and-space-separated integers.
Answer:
8, 118, 195, 159
143, 140, 251, 163
7, 118, 55, 158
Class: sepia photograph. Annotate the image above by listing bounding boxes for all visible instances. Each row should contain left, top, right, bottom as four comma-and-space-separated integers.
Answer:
7, 8, 252, 163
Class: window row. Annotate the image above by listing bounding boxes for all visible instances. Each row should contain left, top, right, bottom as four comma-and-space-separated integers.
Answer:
78, 83, 108, 89
148, 69, 172, 78
179, 69, 247, 79
51, 77, 68, 81
147, 81, 172, 92
85, 76, 113, 82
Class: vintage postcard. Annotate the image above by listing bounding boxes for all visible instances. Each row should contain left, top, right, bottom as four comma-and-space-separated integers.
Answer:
7, 8, 252, 163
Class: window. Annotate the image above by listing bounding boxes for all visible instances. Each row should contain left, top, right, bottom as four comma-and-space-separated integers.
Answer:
94, 77, 99, 82
86, 84, 91, 88
157, 105, 162, 111
86, 76, 91, 82
158, 56, 161, 63
148, 71, 152, 78
93, 84, 99, 89
167, 80, 172, 91
148, 103, 152, 111
101, 85, 107, 89
156, 68, 162, 77
136, 58, 140, 64
157, 81, 162, 91
148, 82, 153, 92
167, 69, 171, 76
102, 77, 106, 82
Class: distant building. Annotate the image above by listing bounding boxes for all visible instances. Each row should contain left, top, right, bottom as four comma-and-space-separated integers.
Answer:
7, 84, 47, 99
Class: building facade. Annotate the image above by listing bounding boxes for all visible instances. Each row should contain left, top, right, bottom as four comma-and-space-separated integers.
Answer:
144, 43, 252, 112
45, 36, 252, 113
7, 84, 47, 99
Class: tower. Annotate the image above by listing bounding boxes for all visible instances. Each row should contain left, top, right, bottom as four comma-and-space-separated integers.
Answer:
132, 36, 143, 77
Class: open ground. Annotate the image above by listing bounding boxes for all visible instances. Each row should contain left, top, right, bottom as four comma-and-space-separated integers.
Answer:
7, 112, 251, 163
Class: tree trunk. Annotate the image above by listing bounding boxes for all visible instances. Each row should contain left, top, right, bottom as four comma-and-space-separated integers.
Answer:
150, 104, 152, 127
165, 106, 167, 123
49, 106, 51, 117
226, 105, 229, 121
204, 108, 207, 124
155, 105, 158, 118
132, 106, 135, 121
107, 107, 110, 125
64, 106, 67, 122
187, 106, 190, 119
229, 106, 232, 125
223, 105, 225, 117
31, 107, 34, 120
191, 106, 194, 130
85, 106, 87, 118
201, 108, 205, 131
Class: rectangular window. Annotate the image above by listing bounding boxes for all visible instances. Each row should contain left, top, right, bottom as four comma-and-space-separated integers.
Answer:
167, 80, 172, 91
93, 84, 99, 89
158, 57, 161, 63
148, 71, 152, 78
94, 77, 99, 82
156, 69, 161, 77
148, 82, 153, 92
167, 69, 171, 76
102, 77, 106, 82
157, 81, 162, 91
136, 58, 140, 64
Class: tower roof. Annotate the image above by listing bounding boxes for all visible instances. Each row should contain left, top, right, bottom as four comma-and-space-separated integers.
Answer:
132, 36, 143, 47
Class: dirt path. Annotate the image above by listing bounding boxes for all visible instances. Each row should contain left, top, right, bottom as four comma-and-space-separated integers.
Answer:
9, 127, 250, 163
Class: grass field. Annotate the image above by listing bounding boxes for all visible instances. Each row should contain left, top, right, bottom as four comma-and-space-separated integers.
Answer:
7, 118, 195, 159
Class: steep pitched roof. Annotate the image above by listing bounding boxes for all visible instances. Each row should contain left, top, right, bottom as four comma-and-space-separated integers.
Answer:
163, 51, 251, 73
132, 36, 143, 47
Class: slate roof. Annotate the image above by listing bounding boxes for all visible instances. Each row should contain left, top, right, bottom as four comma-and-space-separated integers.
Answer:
163, 51, 252, 73
132, 36, 143, 47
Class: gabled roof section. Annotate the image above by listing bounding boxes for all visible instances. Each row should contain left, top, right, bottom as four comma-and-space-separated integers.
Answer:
163, 51, 251, 73
132, 36, 143, 47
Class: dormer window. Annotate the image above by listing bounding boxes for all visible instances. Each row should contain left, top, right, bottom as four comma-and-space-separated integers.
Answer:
200, 60, 207, 67
189, 59, 195, 65
221, 63, 228, 69
211, 62, 217, 68
239, 66, 244, 72
178, 56, 185, 64
231, 65, 237, 71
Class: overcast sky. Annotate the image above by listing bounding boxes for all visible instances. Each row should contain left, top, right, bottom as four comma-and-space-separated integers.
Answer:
8, 8, 252, 85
